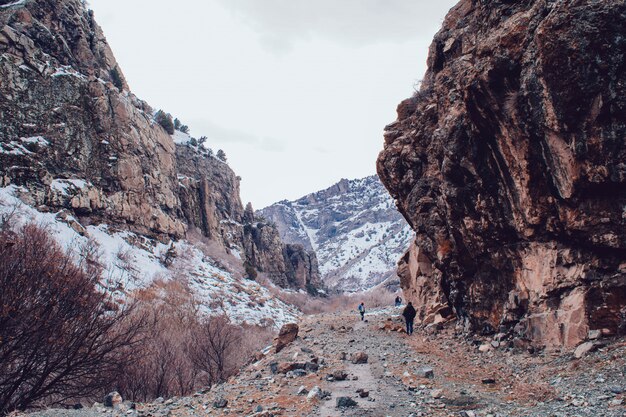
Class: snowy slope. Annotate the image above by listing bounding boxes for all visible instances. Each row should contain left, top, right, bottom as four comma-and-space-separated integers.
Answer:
259, 176, 413, 292
0, 185, 299, 328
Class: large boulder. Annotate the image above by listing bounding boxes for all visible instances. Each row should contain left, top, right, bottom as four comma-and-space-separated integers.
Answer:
275, 323, 299, 353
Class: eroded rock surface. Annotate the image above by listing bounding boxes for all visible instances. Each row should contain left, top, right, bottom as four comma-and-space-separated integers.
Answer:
377, 0, 626, 347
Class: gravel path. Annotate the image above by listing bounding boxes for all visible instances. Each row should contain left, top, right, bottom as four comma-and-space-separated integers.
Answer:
18, 307, 626, 417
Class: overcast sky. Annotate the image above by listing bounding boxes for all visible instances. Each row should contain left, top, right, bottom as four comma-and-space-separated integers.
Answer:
89, 0, 457, 208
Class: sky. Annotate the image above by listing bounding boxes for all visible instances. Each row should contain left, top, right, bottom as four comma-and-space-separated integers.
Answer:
89, 0, 457, 208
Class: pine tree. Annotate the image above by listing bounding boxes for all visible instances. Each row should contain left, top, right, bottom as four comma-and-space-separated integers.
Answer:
155, 110, 174, 135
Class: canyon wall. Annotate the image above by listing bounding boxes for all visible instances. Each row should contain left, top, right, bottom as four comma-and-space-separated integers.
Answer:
377, 0, 626, 347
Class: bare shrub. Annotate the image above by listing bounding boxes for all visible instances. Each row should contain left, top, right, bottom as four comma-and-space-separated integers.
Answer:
190, 316, 242, 386
116, 280, 272, 402
0, 224, 145, 415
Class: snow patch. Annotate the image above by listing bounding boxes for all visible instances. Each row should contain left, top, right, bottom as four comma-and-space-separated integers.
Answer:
172, 130, 192, 145
51, 65, 87, 80
20, 136, 50, 146
0, 186, 300, 328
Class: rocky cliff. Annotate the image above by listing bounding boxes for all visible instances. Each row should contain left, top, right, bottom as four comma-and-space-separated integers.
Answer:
0, 0, 318, 292
260, 176, 413, 291
377, 0, 626, 348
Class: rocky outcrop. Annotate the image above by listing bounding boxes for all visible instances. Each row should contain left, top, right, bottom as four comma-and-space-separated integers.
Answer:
0, 0, 184, 239
243, 219, 321, 291
260, 176, 413, 291
0, 0, 319, 292
377, 0, 626, 348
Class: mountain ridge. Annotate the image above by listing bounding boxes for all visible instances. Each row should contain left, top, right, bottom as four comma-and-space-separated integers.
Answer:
260, 175, 412, 292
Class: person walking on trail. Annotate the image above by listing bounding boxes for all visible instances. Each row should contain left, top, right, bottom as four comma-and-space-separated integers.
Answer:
358, 302, 365, 321
402, 302, 417, 335
395, 295, 402, 307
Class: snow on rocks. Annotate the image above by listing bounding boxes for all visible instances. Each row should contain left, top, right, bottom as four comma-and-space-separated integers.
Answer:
0, 186, 300, 328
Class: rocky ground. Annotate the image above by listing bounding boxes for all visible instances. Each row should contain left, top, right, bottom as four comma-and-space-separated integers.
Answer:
20, 308, 626, 417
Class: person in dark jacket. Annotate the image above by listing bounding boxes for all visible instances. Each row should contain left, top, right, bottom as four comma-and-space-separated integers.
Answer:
358, 302, 365, 321
402, 302, 417, 335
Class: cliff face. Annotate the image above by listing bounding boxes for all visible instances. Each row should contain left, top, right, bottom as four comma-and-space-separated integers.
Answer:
0, 0, 185, 238
0, 0, 318, 292
260, 176, 413, 291
377, 0, 626, 347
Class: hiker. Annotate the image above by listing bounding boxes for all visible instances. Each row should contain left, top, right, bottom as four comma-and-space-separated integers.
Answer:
395, 295, 402, 307
402, 302, 416, 335
358, 302, 365, 321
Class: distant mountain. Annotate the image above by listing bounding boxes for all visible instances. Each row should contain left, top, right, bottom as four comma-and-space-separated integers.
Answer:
259, 175, 413, 291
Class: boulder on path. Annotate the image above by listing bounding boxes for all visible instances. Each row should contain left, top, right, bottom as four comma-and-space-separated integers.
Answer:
415, 366, 434, 379
307, 386, 323, 401
356, 388, 369, 398
351, 351, 368, 364
336, 397, 358, 408
329, 370, 348, 381
103, 392, 122, 408
574, 341, 597, 359
275, 323, 299, 353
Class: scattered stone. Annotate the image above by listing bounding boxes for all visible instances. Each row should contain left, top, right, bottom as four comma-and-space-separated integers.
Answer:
588, 329, 601, 340
416, 367, 434, 379
336, 397, 358, 408
304, 361, 319, 372
430, 389, 444, 399
286, 369, 307, 378
490, 340, 500, 348
213, 398, 228, 408
297, 386, 309, 395
478, 344, 492, 353
573, 341, 596, 359
481, 378, 496, 385
103, 391, 122, 408
275, 323, 299, 353
351, 351, 369, 364
330, 370, 348, 381
459, 411, 476, 417
608, 385, 624, 394
356, 389, 370, 398
307, 386, 322, 401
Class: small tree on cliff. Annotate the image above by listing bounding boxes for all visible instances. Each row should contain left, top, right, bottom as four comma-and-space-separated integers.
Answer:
243, 202, 255, 224
110, 66, 124, 91
155, 110, 174, 135
216, 149, 227, 162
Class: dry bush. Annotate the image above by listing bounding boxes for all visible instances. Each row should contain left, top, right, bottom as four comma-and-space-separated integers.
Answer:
0, 224, 145, 415
117, 279, 273, 402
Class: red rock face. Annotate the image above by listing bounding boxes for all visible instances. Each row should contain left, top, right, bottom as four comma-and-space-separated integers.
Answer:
377, 0, 626, 348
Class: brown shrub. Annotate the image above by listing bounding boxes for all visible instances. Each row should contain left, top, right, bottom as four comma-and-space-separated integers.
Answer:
0, 224, 145, 415
116, 279, 274, 402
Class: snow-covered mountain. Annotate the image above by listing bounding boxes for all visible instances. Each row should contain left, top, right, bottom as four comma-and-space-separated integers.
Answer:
259, 176, 413, 291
